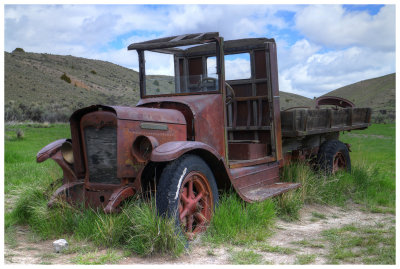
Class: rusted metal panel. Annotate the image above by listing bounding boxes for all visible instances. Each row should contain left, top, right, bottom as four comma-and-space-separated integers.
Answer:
36, 138, 66, 163
230, 161, 279, 190
117, 119, 186, 178
315, 96, 355, 108
128, 32, 219, 51
104, 186, 136, 213
48, 182, 84, 208
112, 106, 186, 124
150, 141, 222, 163
254, 50, 267, 79
228, 143, 267, 160
266, 42, 283, 163
138, 94, 226, 158
241, 182, 301, 201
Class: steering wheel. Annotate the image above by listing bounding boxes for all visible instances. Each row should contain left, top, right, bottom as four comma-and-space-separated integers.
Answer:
225, 82, 235, 105
197, 77, 217, 91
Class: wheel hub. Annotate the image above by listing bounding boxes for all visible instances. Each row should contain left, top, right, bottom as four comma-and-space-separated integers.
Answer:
333, 152, 346, 173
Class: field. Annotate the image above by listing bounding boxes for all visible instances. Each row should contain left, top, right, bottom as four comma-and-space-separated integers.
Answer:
4, 123, 395, 264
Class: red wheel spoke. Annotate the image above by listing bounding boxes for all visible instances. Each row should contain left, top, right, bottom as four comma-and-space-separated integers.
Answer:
181, 187, 189, 203
179, 203, 183, 214
180, 208, 189, 220
188, 179, 194, 199
188, 215, 194, 232
195, 212, 207, 224
194, 191, 204, 204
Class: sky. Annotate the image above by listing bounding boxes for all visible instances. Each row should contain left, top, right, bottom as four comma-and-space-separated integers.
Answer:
3, 3, 397, 98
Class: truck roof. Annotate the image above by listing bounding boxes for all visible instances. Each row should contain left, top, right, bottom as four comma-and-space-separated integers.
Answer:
127, 32, 275, 56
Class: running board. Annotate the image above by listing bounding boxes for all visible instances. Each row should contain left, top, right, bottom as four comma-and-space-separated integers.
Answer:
240, 182, 301, 202
229, 161, 301, 202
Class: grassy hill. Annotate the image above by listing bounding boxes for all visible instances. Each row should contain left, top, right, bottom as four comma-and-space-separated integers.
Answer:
324, 73, 396, 123
5, 50, 142, 121
4, 50, 395, 123
279, 92, 313, 110
324, 73, 395, 110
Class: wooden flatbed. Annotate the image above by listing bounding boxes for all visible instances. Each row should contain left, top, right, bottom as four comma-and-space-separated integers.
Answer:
281, 107, 372, 137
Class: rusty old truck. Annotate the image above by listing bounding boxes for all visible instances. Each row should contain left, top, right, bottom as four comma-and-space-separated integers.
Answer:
37, 32, 371, 238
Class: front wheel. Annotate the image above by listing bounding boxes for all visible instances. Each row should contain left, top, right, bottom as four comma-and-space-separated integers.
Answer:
317, 140, 351, 174
156, 154, 218, 239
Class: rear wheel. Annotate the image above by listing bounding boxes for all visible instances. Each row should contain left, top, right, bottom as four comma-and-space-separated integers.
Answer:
156, 154, 218, 239
317, 140, 351, 174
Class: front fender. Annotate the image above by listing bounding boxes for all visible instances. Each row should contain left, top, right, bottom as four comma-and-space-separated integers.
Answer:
36, 139, 67, 163
150, 141, 223, 163
36, 138, 78, 182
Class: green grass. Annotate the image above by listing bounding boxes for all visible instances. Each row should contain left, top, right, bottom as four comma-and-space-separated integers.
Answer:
72, 249, 124, 265
295, 254, 317, 264
280, 124, 395, 213
5, 123, 69, 194
321, 223, 395, 264
4, 123, 395, 263
258, 243, 296, 254
204, 192, 275, 245
229, 250, 264, 264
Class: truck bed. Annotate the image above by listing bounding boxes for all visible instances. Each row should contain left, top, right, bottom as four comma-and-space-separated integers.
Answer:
281, 107, 372, 137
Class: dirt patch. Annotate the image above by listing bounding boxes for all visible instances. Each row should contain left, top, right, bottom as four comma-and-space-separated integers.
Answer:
4, 204, 394, 265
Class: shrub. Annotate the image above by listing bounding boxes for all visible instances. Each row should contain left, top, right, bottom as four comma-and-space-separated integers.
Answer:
60, 73, 71, 83
90, 70, 97, 75
16, 129, 24, 139
153, 80, 159, 86
12, 48, 25, 53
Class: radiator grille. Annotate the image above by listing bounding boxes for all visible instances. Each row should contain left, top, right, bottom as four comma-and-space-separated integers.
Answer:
84, 126, 120, 184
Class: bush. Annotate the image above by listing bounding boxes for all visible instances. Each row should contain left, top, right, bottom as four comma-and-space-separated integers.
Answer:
5, 101, 71, 123
60, 73, 71, 83
90, 70, 97, 75
12, 48, 25, 53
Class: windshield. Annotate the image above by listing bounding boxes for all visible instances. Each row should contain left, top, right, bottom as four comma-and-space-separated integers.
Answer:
142, 50, 220, 97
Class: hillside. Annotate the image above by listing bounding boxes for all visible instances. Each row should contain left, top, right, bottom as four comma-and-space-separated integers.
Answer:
324, 73, 395, 123
324, 73, 395, 111
279, 92, 313, 110
5, 50, 142, 121
4, 50, 394, 123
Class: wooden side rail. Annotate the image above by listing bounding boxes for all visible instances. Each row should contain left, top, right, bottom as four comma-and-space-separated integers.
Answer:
228, 95, 269, 130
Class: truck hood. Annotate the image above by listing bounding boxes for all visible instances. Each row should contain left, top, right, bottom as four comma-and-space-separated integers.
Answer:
70, 104, 186, 125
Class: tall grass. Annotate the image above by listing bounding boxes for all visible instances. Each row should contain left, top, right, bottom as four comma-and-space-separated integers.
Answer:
280, 161, 395, 213
205, 192, 275, 245
6, 181, 185, 257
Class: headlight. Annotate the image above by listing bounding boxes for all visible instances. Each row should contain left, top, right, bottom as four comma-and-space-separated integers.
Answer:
132, 135, 159, 162
61, 140, 74, 164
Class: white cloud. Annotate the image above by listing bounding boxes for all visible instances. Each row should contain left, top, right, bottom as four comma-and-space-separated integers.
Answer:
279, 46, 395, 98
295, 5, 395, 51
4, 4, 396, 99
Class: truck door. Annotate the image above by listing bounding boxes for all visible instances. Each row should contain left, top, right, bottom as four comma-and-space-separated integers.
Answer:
222, 42, 283, 167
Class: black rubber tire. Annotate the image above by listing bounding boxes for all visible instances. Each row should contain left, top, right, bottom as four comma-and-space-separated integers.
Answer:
317, 140, 351, 174
155, 154, 218, 235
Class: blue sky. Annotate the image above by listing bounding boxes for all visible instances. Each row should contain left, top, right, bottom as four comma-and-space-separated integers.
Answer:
3, 4, 396, 98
